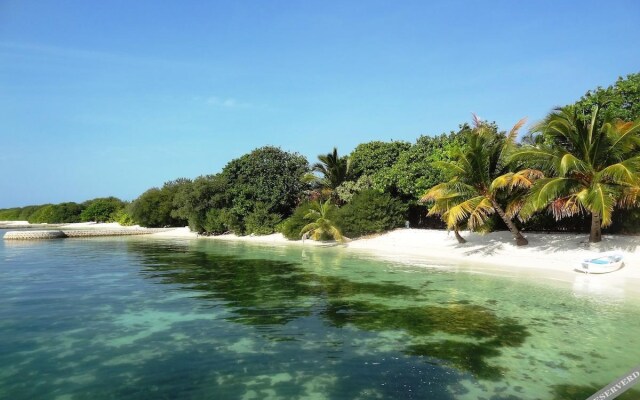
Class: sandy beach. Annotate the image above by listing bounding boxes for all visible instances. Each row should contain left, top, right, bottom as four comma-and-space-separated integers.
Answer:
152, 226, 640, 297
4, 221, 639, 298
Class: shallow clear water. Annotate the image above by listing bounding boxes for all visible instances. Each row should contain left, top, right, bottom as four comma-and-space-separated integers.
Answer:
1, 232, 639, 400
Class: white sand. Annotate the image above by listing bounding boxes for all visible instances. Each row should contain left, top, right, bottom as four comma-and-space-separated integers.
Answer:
0, 220, 31, 226
150, 227, 640, 298
347, 229, 640, 296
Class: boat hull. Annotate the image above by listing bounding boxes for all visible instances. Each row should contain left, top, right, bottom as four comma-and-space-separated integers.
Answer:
577, 253, 624, 274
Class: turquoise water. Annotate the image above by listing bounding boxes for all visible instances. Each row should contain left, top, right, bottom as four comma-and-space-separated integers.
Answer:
1, 232, 639, 399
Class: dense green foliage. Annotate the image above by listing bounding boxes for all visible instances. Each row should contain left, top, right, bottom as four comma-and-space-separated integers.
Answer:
0, 199, 125, 224
223, 146, 309, 217
300, 200, 344, 242
146, 146, 310, 233
244, 203, 282, 235
335, 175, 375, 204
131, 180, 190, 228
336, 190, 407, 238
279, 202, 315, 240
422, 117, 531, 245
171, 174, 229, 232
27, 204, 57, 223
0, 205, 53, 222
23, 202, 85, 224
359, 132, 467, 200
513, 105, 640, 242
311, 147, 350, 190
80, 197, 125, 222
112, 208, 136, 226
0, 208, 21, 221
573, 73, 640, 123
349, 141, 411, 180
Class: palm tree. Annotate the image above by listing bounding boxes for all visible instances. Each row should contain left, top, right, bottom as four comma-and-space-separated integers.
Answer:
421, 116, 533, 246
300, 199, 344, 243
312, 147, 351, 190
512, 105, 640, 243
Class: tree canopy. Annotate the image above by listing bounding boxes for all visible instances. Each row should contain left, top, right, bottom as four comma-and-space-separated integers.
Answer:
81, 197, 125, 223
513, 105, 640, 242
573, 73, 640, 123
222, 146, 309, 218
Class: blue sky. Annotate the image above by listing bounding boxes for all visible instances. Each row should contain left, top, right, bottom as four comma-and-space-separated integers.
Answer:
1, 0, 639, 208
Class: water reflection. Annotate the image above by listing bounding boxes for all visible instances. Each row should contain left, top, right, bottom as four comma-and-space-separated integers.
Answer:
128, 241, 530, 382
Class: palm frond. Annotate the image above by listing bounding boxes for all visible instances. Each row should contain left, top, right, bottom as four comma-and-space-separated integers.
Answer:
466, 197, 495, 231
420, 182, 450, 203
432, 160, 467, 176
558, 153, 590, 176
328, 226, 344, 243
304, 209, 320, 220
618, 186, 640, 209
581, 183, 617, 227
442, 196, 488, 230
300, 222, 319, 236
548, 194, 584, 220
490, 169, 544, 192
519, 177, 581, 221
507, 117, 528, 142
505, 197, 525, 219
596, 160, 640, 185
509, 147, 560, 173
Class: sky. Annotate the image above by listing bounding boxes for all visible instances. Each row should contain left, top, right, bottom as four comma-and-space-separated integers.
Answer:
0, 0, 639, 208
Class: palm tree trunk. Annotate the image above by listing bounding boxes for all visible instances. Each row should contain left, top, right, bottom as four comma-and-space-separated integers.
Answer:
454, 229, 467, 244
589, 212, 602, 243
490, 199, 528, 246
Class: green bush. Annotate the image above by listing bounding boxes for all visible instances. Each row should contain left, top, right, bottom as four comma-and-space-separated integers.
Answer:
112, 208, 136, 226
52, 202, 84, 223
336, 190, 407, 238
18, 205, 41, 221
81, 197, 124, 222
335, 175, 375, 203
131, 182, 188, 228
244, 203, 281, 235
28, 205, 56, 223
0, 208, 22, 221
221, 146, 309, 218
171, 174, 229, 233
280, 202, 314, 240
203, 208, 244, 235
203, 209, 226, 234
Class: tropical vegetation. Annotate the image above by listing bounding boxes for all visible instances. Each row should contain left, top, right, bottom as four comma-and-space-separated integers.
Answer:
2, 73, 639, 245
300, 200, 344, 242
421, 117, 533, 245
513, 105, 640, 243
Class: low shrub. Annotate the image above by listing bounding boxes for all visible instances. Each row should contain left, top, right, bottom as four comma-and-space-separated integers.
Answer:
27, 205, 56, 223
280, 202, 314, 240
244, 203, 281, 235
0, 208, 22, 221
203, 208, 244, 235
336, 190, 407, 238
112, 209, 136, 226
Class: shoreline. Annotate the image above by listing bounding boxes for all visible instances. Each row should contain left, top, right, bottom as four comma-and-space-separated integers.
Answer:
151, 226, 640, 299
3, 221, 640, 299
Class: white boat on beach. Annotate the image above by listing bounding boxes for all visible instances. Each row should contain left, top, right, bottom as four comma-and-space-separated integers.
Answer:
577, 252, 624, 274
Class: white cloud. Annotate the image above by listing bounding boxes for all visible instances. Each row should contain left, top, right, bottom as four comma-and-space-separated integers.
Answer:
206, 96, 252, 109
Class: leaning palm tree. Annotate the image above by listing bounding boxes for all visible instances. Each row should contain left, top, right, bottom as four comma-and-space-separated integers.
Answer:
300, 199, 345, 243
421, 116, 534, 246
312, 147, 351, 190
512, 105, 640, 243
